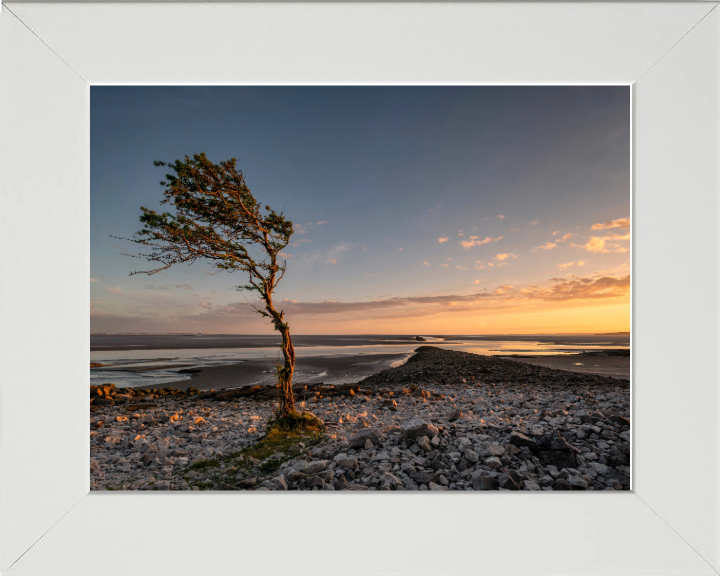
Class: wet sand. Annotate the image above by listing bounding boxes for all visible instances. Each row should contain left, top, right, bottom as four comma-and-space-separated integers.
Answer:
152, 352, 408, 391
501, 355, 629, 380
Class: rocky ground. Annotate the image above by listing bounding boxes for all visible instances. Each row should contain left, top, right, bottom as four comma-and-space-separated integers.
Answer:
91, 346, 630, 491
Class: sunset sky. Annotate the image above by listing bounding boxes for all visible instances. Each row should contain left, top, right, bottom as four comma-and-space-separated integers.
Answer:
91, 86, 630, 335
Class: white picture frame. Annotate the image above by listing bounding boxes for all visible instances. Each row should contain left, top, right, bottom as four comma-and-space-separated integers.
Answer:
1, 2, 718, 575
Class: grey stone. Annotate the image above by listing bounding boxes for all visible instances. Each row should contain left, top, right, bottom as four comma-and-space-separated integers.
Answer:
416, 436, 432, 452
464, 449, 479, 463
402, 420, 439, 440
509, 431, 540, 453
485, 456, 502, 469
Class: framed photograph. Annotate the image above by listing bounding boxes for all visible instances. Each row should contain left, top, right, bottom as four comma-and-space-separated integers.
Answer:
1, 2, 718, 575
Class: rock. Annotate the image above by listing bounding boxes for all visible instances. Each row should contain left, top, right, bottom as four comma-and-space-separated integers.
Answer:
410, 471, 437, 485
237, 478, 257, 489
334, 476, 351, 490
487, 445, 505, 457
448, 409, 464, 422
588, 462, 609, 476
382, 399, 398, 411
484, 456, 502, 469
286, 469, 303, 483
568, 476, 588, 490
336, 458, 359, 470
401, 420, 439, 440
304, 460, 328, 475
505, 444, 521, 456
416, 436, 432, 452
509, 431, 540, 453
275, 477, 288, 490
472, 471, 498, 490
349, 430, 379, 449
498, 470, 523, 490
609, 414, 630, 427
380, 473, 402, 490
537, 431, 577, 469
428, 481, 444, 491
214, 389, 241, 401
307, 475, 325, 488
553, 478, 572, 490
464, 449, 479, 463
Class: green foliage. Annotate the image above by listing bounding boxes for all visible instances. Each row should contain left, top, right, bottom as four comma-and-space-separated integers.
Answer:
123, 154, 293, 292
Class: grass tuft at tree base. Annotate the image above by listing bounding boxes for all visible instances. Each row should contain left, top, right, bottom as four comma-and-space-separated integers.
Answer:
265, 409, 326, 436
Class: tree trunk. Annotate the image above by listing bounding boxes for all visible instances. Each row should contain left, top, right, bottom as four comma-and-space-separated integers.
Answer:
266, 297, 296, 415
277, 323, 296, 414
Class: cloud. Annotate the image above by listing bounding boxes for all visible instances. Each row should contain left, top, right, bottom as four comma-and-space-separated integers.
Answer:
290, 238, 313, 247
571, 237, 609, 253
447, 258, 452, 261
558, 262, 575, 270
456, 265, 467, 270
473, 279, 481, 284
494, 285, 513, 295
592, 217, 630, 230
552, 231, 560, 236
438, 237, 448, 243
294, 224, 307, 234
316, 221, 329, 225
558, 233, 573, 242
532, 242, 557, 252
423, 262, 430, 267
494, 253, 517, 261
474, 261, 486, 269
460, 235, 503, 249
302, 242, 350, 265
90, 278, 99, 283
398, 247, 403, 251
529, 221, 539, 225
106, 287, 124, 295
441, 264, 449, 268
279, 252, 293, 259
496, 215, 505, 220
520, 275, 630, 302
578, 260, 585, 266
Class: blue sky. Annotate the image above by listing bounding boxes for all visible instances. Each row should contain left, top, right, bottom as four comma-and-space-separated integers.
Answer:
91, 86, 630, 334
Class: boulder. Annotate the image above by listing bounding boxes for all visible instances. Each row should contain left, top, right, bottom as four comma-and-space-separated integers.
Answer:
416, 436, 432, 452
349, 430, 379, 449
335, 458, 359, 470
509, 431, 540, 453
471, 471, 498, 490
401, 420, 439, 440
498, 470, 523, 490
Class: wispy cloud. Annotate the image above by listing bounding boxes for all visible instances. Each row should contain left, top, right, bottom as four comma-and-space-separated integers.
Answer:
494, 253, 517, 261
456, 265, 468, 270
423, 262, 430, 267
474, 260, 486, 269
519, 275, 630, 301
496, 214, 505, 220
532, 242, 557, 252
90, 278, 99, 283
494, 285, 513, 295
460, 235, 503, 249
316, 221, 329, 225
438, 237, 448, 243
529, 220, 539, 225
572, 234, 628, 253
591, 217, 630, 230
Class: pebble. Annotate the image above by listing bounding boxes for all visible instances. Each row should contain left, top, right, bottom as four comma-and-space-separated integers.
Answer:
91, 346, 630, 492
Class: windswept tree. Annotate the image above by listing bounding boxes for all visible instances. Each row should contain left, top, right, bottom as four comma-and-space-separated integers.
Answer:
123, 153, 298, 415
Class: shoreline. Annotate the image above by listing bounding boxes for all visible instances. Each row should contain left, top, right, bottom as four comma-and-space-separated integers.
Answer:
91, 346, 630, 491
